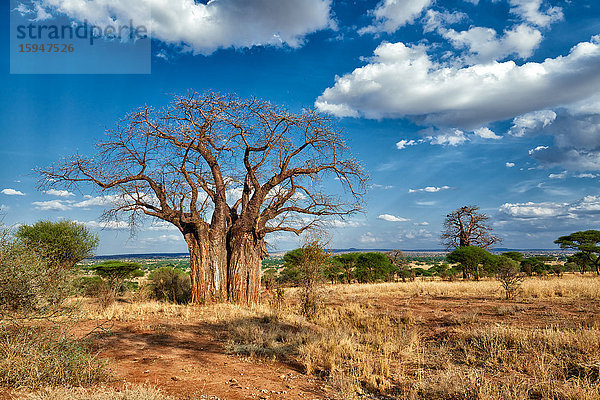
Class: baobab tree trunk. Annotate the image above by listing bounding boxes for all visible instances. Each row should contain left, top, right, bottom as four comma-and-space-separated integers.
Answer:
184, 229, 228, 304
227, 231, 263, 305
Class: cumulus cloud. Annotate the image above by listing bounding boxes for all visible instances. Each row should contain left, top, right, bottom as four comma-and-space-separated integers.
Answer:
378, 214, 410, 222
316, 36, 600, 130
32, 200, 71, 211
509, 0, 563, 28
443, 24, 542, 63
498, 196, 600, 221
44, 189, 75, 197
498, 201, 566, 218
509, 110, 557, 137
359, 232, 380, 244
473, 127, 501, 139
506, 162, 516, 167
425, 128, 468, 146
408, 186, 451, 193
74, 220, 130, 230
422, 9, 467, 33
515, 104, 600, 171
73, 194, 121, 208
548, 171, 567, 179
1, 189, 25, 196
395, 139, 419, 149
33, 0, 333, 55
359, 0, 432, 34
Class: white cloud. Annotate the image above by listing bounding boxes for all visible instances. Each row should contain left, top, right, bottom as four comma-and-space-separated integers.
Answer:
548, 171, 567, 179
378, 214, 410, 222
509, 110, 557, 137
35, 0, 333, 55
506, 162, 515, 168
443, 24, 542, 63
575, 173, 597, 179
395, 139, 418, 149
499, 201, 566, 218
359, 0, 432, 34
1, 189, 25, 196
359, 232, 380, 244
73, 194, 121, 208
517, 105, 600, 171
32, 200, 71, 211
499, 196, 600, 222
422, 9, 467, 33
426, 129, 468, 146
371, 184, 395, 190
316, 36, 600, 130
74, 220, 130, 230
473, 127, 501, 140
408, 185, 451, 193
44, 189, 75, 197
509, 0, 563, 28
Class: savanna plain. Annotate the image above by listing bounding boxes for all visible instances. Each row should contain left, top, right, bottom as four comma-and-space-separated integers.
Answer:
3, 272, 600, 400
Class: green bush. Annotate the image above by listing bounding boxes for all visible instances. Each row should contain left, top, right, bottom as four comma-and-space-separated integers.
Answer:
72, 276, 106, 297
0, 230, 70, 319
148, 267, 191, 304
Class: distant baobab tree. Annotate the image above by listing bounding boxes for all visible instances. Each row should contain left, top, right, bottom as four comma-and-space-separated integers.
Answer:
441, 205, 501, 250
39, 91, 367, 305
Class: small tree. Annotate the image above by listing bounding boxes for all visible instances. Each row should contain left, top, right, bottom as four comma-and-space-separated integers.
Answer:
298, 240, 329, 319
354, 253, 394, 283
555, 231, 600, 275
386, 249, 412, 282
441, 206, 501, 250
90, 261, 144, 300
446, 246, 495, 280
335, 253, 359, 283
496, 256, 523, 300
16, 220, 98, 271
566, 252, 592, 274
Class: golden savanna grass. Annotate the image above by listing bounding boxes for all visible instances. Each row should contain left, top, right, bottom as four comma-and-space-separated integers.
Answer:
71, 274, 600, 399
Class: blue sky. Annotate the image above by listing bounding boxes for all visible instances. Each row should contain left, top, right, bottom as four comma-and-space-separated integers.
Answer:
2, 0, 600, 255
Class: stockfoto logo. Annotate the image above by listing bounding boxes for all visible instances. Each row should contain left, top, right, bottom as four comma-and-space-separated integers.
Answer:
10, 0, 151, 74
15, 19, 148, 46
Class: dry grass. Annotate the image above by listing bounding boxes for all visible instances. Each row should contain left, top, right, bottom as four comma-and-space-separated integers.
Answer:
0, 324, 107, 388
69, 274, 600, 399
27, 385, 173, 400
319, 273, 600, 301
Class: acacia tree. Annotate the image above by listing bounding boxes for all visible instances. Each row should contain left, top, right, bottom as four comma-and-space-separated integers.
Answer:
39, 92, 366, 304
555, 230, 600, 275
440, 205, 501, 250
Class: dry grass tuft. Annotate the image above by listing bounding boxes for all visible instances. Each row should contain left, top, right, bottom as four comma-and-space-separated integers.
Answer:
27, 385, 173, 400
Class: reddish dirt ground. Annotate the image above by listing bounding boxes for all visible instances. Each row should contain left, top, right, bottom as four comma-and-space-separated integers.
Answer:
91, 319, 331, 400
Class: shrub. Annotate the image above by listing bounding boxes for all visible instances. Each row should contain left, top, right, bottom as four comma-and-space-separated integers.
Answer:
72, 276, 106, 297
148, 267, 191, 304
0, 230, 71, 319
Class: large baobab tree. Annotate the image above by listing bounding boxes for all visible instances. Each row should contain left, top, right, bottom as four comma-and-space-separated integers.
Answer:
39, 92, 367, 305
440, 205, 500, 250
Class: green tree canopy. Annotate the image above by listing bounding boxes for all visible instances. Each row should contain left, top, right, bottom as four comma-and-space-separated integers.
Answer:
90, 261, 143, 294
16, 220, 98, 270
555, 230, 600, 275
354, 253, 395, 283
446, 246, 495, 280
502, 251, 524, 262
